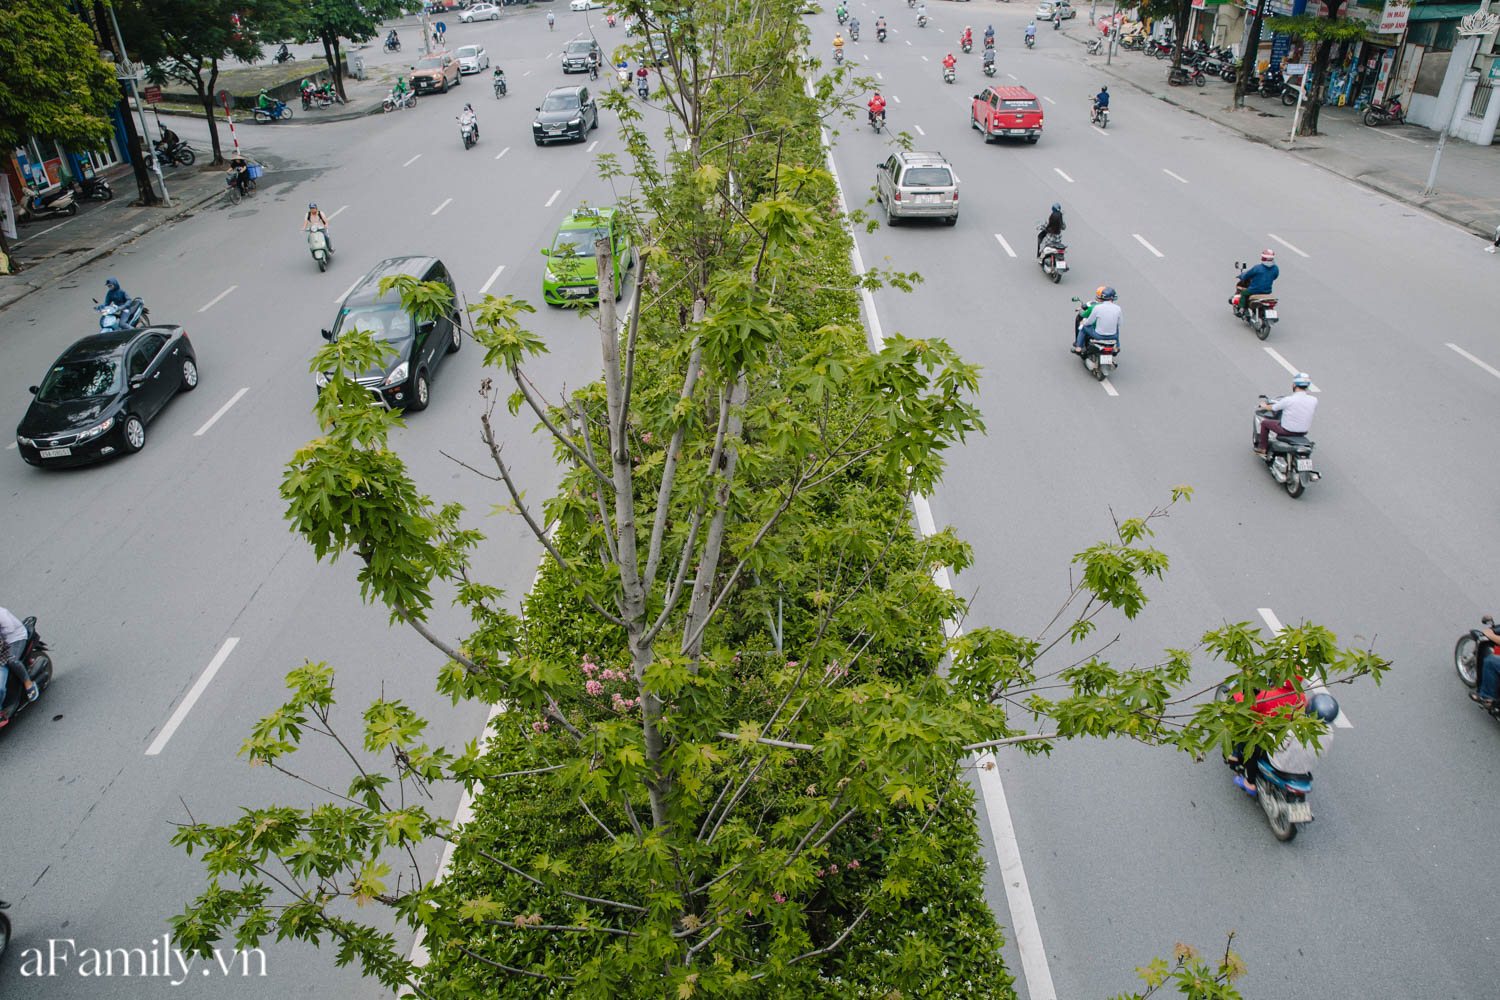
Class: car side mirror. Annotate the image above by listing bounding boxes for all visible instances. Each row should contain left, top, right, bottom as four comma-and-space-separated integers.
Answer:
876, 162, 884, 170
535, 106, 542, 111
320, 328, 333, 341
418, 320, 436, 334
28, 385, 38, 395
972, 93, 982, 100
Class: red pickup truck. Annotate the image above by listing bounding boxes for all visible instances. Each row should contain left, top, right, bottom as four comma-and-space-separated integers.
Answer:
971, 85, 1044, 143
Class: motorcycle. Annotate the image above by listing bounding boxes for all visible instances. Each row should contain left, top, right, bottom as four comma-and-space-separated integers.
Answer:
943, 64, 955, 84
962, 38, 973, 53
1025, 33, 1035, 49
307, 225, 332, 272
617, 67, 631, 91
834, 46, 845, 64
302, 86, 334, 110
1168, 64, 1206, 87
0, 616, 53, 731
983, 60, 997, 77
1087, 36, 1103, 55
637, 77, 650, 98
385, 35, 401, 52
20, 184, 77, 221
72, 176, 113, 202
869, 109, 886, 133
496, 73, 509, 98
1215, 684, 1335, 842
1070, 298, 1118, 381
1252, 395, 1319, 497
1091, 102, 1109, 129
1230, 261, 1278, 340
382, 89, 417, 112
458, 114, 479, 149
917, 14, 928, 27
252, 100, 294, 122
1363, 93, 1405, 127
274, 43, 295, 63
1256, 69, 1285, 98
1454, 615, 1500, 719
154, 139, 196, 167
837, 7, 848, 23
1036, 228, 1067, 283
877, 26, 887, 42
1281, 76, 1306, 106
94, 297, 150, 331
1151, 37, 1174, 59
851, 24, 860, 40
1120, 33, 1146, 50
0, 901, 10, 963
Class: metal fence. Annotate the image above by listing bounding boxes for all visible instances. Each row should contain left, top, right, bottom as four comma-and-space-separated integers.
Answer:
1468, 80, 1493, 119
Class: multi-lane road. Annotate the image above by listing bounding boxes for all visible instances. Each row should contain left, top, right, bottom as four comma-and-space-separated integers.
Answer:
2, 1, 1496, 997
820, 4, 1498, 999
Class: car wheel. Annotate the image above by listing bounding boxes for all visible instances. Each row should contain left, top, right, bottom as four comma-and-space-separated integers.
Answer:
441, 79, 449, 93
122, 414, 146, 453
945, 214, 958, 227
884, 197, 899, 225
1027, 135, 1039, 143
535, 137, 544, 145
180, 357, 199, 391
408, 371, 431, 412
447, 324, 462, 354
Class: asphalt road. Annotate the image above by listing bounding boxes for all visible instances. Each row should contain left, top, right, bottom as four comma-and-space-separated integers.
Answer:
0, 5, 644, 997
819, 3, 1500, 999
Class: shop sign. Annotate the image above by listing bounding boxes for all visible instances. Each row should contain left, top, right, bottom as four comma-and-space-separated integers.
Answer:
1490, 61, 1500, 81
1376, 0, 1410, 33
142, 85, 163, 104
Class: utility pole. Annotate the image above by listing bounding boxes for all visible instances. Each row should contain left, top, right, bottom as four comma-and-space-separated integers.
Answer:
1422, 8, 1497, 195
1106, 0, 1119, 63
103, 1, 170, 206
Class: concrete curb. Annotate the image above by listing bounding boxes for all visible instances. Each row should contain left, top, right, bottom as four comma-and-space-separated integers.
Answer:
153, 101, 385, 125
1092, 54, 1496, 239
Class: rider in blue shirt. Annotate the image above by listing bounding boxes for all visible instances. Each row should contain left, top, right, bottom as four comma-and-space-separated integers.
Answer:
103, 278, 129, 307
1235, 250, 1279, 314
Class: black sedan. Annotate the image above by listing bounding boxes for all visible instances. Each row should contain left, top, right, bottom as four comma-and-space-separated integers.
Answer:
15, 327, 198, 468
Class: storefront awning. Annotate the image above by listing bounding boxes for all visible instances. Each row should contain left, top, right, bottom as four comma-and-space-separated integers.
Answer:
1406, 3, 1481, 21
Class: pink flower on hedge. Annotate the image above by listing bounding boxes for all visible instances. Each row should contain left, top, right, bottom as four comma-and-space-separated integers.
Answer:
828, 863, 839, 873
772, 892, 786, 904
585, 679, 604, 696
642, 432, 654, 443
847, 859, 859, 868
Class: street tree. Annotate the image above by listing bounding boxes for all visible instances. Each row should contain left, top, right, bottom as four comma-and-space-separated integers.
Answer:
1267, 2, 1368, 133
119, 0, 297, 165
1118, 0, 1195, 78
169, 1, 1389, 996
0, 0, 120, 270
292, 0, 403, 104
1233, 0, 1270, 108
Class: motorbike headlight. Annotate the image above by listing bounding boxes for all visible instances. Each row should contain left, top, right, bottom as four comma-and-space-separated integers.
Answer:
383, 362, 409, 388
77, 416, 114, 442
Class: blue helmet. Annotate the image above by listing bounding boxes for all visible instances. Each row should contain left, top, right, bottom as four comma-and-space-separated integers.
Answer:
1292, 372, 1311, 388
105, 278, 119, 289
1098, 286, 1117, 301
1306, 692, 1339, 723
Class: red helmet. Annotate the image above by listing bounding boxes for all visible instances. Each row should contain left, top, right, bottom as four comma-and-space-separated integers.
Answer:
1261, 249, 1276, 262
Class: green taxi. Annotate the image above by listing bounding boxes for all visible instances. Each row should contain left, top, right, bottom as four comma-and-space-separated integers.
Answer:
541, 206, 634, 306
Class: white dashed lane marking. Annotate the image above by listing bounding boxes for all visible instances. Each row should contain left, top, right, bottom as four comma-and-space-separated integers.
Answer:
1163, 168, 1188, 183
1132, 233, 1164, 258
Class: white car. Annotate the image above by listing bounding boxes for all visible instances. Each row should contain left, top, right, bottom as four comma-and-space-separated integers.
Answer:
456, 44, 489, 74
570, 0, 605, 9
1036, 0, 1076, 18
460, 3, 500, 22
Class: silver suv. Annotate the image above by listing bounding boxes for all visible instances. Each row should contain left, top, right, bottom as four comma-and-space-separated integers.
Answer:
874, 151, 959, 226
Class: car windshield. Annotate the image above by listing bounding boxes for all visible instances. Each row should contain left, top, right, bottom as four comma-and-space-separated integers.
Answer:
416, 57, 444, 69
565, 41, 594, 53
37, 357, 121, 401
542, 92, 580, 111
334, 305, 412, 344
458, 46, 479, 58
553, 227, 610, 257
903, 167, 953, 186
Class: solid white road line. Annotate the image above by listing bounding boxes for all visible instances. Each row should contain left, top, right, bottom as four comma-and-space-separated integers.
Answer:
1132, 233, 1164, 257
431, 197, 453, 216
479, 264, 507, 295
993, 233, 1017, 258
402, 153, 422, 167
545, 189, 561, 207
1257, 608, 1354, 727
327, 204, 349, 220
1053, 168, 1074, 183
1267, 233, 1310, 258
1162, 168, 1189, 184
495, 146, 510, 160
1447, 342, 1500, 381
333, 277, 361, 304
1043, 95, 1057, 105
1262, 347, 1321, 391
1101, 379, 1119, 397
587, 140, 598, 152
145, 637, 240, 756
1367, 127, 1418, 145
197, 285, 238, 313
913, 123, 926, 135
194, 387, 249, 437
817, 95, 1057, 1000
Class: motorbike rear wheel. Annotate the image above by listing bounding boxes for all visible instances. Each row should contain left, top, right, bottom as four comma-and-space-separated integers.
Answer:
1254, 314, 1270, 341
1284, 464, 1305, 498
1363, 108, 1382, 126
1260, 785, 1298, 841
1282, 88, 1297, 106
1455, 635, 1479, 687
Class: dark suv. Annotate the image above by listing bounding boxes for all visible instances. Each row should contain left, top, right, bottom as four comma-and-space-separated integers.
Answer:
532, 85, 598, 144
318, 256, 462, 412
560, 37, 602, 73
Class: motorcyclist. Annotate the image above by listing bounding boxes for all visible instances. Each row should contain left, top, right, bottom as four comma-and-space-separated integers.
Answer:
833, 31, 845, 56
1254, 373, 1315, 457
103, 277, 130, 308
1074, 285, 1121, 353
917, 2, 927, 21
493, 65, 507, 94
458, 103, 478, 140
982, 46, 996, 72
302, 202, 333, 253
257, 88, 276, 113
1092, 85, 1110, 122
228, 155, 252, 197
876, 15, 888, 37
1229, 686, 1337, 796
1473, 620, 1500, 707
868, 90, 887, 125
1234, 249, 1279, 317
1038, 202, 1065, 257
942, 51, 957, 75
636, 64, 650, 96
962, 25, 973, 47
1026, 20, 1037, 41
275, 42, 291, 61
836, 2, 848, 20
386, 29, 400, 50
850, 15, 860, 38
983, 24, 995, 47
0, 607, 39, 721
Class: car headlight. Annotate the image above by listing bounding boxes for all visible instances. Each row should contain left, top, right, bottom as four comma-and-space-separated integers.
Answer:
568, 117, 582, 126
76, 416, 115, 442
17, 436, 34, 447
383, 362, 409, 387
545, 268, 557, 283
314, 371, 332, 388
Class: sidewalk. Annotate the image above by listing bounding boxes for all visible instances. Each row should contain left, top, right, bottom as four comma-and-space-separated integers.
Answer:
1064, 26, 1500, 239
1, 161, 236, 314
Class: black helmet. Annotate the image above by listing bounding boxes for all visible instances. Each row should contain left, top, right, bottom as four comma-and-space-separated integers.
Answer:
1051, 202, 1061, 212
1307, 692, 1339, 724
1101, 85, 1108, 92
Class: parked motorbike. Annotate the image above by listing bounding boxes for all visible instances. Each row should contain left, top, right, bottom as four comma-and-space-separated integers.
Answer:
274, 43, 295, 63
94, 297, 149, 331
1087, 36, 1103, 55
1091, 102, 1109, 129
1216, 684, 1337, 842
1151, 37, 1174, 58
1230, 261, 1278, 340
1120, 33, 1146, 51
20, 184, 78, 221
1168, 64, 1206, 87
458, 113, 479, 149
301, 86, 334, 110
1071, 298, 1118, 381
1281, 76, 1306, 106
1252, 395, 1319, 497
252, 100, 294, 122
0, 616, 53, 731
1036, 228, 1067, 283
1454, 615, 1500, 719
943, 64, 955, 84
72, 176, 113, 202
307, 225, 332, 272
1256, 69, 1286, 98
1363, 93, 1405, 127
